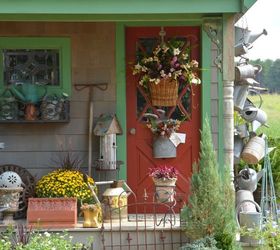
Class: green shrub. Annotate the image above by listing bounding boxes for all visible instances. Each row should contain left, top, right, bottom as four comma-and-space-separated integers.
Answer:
180, 236, 220, 250
181, 119, 240, 250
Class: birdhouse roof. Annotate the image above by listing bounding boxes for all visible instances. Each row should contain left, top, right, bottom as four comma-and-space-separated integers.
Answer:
93, 114, 122, 136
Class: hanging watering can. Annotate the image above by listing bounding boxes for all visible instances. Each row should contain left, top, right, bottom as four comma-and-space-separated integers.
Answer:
234, 135, 244, 164
236, 190, 257, 213
233, 85, 249, 111
236, 200, 262, 244
235, 168, 263, 192
235, 124, 249, 139
153, 136, 176, 158
235, 64, 262, 82
241, 135, 265, 164
9, 82, 47, 104
241, 106, 267, 127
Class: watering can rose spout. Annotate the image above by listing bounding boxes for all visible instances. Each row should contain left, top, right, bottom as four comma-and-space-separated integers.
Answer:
9, 82, 47, 104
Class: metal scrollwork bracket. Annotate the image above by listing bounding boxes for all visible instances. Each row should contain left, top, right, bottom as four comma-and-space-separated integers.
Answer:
203, 18, 223, 72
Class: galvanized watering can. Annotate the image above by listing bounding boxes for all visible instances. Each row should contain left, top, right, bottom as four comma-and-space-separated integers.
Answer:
9, 82, 47, 104
236, 199, 262, 244
235, 168, 263, 192
235, 64, 262, 81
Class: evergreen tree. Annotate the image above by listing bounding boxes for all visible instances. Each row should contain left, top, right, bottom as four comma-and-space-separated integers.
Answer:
181, 119, 238, 250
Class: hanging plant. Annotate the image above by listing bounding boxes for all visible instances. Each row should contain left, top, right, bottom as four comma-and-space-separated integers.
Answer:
133, 41, 201, 106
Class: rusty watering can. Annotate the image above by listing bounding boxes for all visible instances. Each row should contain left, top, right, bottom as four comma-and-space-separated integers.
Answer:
9, 82, 47, 104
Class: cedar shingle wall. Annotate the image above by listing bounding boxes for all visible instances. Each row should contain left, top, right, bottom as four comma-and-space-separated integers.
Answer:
0, 22, 116, 179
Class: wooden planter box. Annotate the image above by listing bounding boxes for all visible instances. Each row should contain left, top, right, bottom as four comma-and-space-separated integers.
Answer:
27, 198, 77, 228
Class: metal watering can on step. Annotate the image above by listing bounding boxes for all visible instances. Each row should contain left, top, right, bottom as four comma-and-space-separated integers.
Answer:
9, 82, 47, 104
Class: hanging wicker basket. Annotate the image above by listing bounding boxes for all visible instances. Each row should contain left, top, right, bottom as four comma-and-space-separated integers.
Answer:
149, 77, 178, 107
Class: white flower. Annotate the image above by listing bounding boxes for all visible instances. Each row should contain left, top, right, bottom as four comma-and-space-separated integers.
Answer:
134, 63, 142, 70
191, 77, 201, 84
182, 53, 188, 60
139, 80, 144, 86
160, 70, 166, 77
168, 73, 172, 77
141, 66, 148, 72
149, 78, 156, 82
155, 79, 161, 84
44, 232, 51, 237
173, 48, 180, 56
170, 68, 175, 73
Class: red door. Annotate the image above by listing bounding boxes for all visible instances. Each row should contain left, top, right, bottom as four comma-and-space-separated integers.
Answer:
126, 27, 201, 212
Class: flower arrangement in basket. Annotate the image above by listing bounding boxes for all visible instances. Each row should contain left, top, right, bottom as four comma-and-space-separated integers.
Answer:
133, 41, 201, 106
149, 165, 179, 202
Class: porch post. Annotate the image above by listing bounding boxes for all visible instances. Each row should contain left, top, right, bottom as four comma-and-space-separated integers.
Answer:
222, 14, 235, 178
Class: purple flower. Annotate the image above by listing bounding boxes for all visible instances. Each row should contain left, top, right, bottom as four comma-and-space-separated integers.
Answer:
149, 166, 178, 179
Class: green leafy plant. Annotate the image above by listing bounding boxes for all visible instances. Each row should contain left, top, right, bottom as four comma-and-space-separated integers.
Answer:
240, 219, 280, 249
180, 236, 220, 250
0, 227, 92, 250
181, 119, 240, 250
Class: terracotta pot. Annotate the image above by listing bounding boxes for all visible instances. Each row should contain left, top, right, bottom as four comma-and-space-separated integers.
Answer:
81, 205, 102, 228
25, 103, 37, 121
27, 198, 77, 228
153, 177, 177, 203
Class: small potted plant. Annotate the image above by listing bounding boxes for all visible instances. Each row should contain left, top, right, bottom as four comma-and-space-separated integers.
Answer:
149, 165, 178, 203
28, 153, 97, 228
133, 41, 200, 107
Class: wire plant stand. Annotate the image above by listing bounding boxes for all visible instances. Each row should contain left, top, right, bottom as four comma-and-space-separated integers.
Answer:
260, 138, 278, 226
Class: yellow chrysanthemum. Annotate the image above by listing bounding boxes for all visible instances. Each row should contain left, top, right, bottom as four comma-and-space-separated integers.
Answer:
35, 169, 97, 204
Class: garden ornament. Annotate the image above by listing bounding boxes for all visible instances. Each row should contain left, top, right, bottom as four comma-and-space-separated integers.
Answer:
241, 106, 267, 124
234, 42, 252, 57
235, 26, 267, 45
0, 171, 22, 188
9, 82, 47, 104
233, 85, 249, 111
235, 167, 264, 192
236, 199, 262, 244
241, 135, 266, 164
234, 135, 244, 164
235, 64, 262, 82
236, 190, 257, 213
235, 123, 249, 139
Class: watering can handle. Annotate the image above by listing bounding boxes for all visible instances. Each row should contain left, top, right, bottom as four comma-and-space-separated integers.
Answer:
236, 199, 261, 228
248, 89, 263, 108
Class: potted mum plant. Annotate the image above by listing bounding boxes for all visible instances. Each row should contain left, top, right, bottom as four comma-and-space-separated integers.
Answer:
149, 165, 178, 203
27, 153, 97, 228
133, 41, 200, 107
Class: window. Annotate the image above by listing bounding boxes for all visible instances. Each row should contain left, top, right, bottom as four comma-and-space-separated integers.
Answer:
0, 37, 71, 95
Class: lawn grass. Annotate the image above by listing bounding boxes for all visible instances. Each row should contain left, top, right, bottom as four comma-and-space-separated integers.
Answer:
249, 94, 280, 138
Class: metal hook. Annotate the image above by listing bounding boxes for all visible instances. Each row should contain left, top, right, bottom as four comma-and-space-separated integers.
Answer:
159, 27, 166, 44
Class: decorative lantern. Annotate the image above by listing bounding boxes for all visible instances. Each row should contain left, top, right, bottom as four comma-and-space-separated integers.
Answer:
94, 114, 122, 170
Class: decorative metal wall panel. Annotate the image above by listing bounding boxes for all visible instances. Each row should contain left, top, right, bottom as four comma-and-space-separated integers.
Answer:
3, 49, 60, 85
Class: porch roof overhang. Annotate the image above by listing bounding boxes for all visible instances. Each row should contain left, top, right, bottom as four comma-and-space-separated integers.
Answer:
0, 0, 257, 21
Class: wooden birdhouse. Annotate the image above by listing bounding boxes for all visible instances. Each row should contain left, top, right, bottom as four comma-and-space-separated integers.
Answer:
94, 114, 122, 170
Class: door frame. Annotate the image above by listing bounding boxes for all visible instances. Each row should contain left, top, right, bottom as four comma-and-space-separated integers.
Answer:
116, 21, 221, 181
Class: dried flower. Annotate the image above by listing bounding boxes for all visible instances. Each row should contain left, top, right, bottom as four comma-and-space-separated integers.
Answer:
149, 166, 178, 179
133, 41, 200, 89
